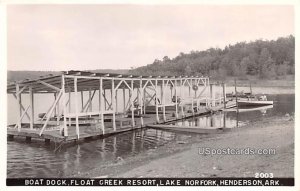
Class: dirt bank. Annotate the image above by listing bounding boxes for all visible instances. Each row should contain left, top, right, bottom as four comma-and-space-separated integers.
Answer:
76, 116, 294, 178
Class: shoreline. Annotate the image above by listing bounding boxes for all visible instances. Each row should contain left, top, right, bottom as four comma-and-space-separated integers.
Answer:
75, 115, 294, 178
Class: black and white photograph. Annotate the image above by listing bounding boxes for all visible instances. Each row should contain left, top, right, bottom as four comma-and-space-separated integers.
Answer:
1, 1, 298, 189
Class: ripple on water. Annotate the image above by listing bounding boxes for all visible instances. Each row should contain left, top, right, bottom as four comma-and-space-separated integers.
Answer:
7, 94, 295, 178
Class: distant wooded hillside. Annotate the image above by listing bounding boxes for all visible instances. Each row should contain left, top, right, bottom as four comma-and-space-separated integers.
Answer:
129, 35, 295, 80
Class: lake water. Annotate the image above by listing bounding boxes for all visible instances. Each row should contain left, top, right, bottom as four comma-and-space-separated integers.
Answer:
7, 94, 294, 178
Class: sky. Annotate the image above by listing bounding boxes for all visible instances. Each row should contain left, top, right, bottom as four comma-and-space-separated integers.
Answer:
7, 4, 294, 71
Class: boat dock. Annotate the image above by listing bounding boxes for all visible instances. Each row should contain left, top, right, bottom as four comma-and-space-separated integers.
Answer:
7, 70, 235, 145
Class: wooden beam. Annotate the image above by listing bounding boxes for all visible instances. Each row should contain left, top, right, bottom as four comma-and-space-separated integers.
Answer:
16, 85, 28, 95
14, 105, 30, 129
37, 80, 60, 91
103, 89, 107, 110
29, 87, 34, 129
99, 78, 105, 134
131, 80, 135, 127
115, 89, 118, 114
16, 84, 21, 131
112, 79, 116, 131
74, 77, 80, 139
62, 75, 68, 136
88, 88, 92, 112
114, 79, 124, 90
162, 80, 166, 122
81, 90, 96, 112
155, 79, 159, 123
175, 80, 178, 119
81, 91, 84, 110
140, 79, 144, 126
180, 78, 184, 117
12, 93, 30, 121
123, 88, 126, 113
39, 89, 63, 136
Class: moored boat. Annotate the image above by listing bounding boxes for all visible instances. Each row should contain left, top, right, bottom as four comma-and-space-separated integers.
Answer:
237, 100, 273, 106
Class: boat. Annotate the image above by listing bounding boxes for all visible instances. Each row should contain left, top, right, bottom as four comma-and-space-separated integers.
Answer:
146, 124, 227, 134
237, 99, 273, 106
226, 105, 273, 112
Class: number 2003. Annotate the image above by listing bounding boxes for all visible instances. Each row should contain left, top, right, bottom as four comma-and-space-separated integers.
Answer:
255, 173, 273, 178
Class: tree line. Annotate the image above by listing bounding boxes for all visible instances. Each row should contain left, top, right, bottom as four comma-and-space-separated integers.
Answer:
129, 35, 294, 80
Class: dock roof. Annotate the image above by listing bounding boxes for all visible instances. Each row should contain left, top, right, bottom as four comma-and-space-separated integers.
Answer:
7, 70, 209, 94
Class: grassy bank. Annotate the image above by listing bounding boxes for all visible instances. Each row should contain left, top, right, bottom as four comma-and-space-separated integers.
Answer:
74, 115, 294, 178
215, 75, 295, 87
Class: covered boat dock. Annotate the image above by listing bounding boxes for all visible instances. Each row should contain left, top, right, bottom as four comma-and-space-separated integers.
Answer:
7, 70, 232, 144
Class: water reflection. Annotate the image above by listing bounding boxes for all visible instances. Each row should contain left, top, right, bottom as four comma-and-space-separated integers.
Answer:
171, 100, 276, 129
172, 111, 242, 128
7, 94, 294, 178
7, 128, 195, 178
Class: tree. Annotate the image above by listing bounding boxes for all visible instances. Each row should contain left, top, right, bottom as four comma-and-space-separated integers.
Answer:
276, 61, 289, 76
129, 35, 295, 78
184, 65, 192, 76
260, 57, 276, 79
238, 56, 250, 76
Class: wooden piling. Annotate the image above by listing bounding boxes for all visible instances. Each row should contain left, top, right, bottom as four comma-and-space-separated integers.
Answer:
7, 135, 14, 140
45, 139, 50, 144
25, 136, 31, 142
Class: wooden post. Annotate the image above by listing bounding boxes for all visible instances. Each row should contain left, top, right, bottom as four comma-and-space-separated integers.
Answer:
139, 79, 144, 126
54, 93, 57, 116
188, 80, 191, 97
162, 80, 166, 122
81, 91, 84, 110
180, 78, 184, 118
191, 98, 194, 115
170, 85, 173, 100
62, 75, 68, 136
89, 88, 92, 112
210, 84, 215, 107
224, 83, 227, 103
39, 90, 63, 136
143, 86, 146, 115
99, 78, 105, 134
234, 78, 239, 128
223, 110, 226, 128
16, 84, 21, 131
74, 77, 80, 139
123, 88, 126, 113
234, 79, 238, 108
131, 80, 135, 127
112, 78, 116, 131
68, 89, 71, 126
155, 79, 159, 123
29, 86, 34, 130
175, 80, 178, 119
103, 89, 107, 110
222, 83, 226, 109
234, 79, 239, 114
115, 89, 118, 113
